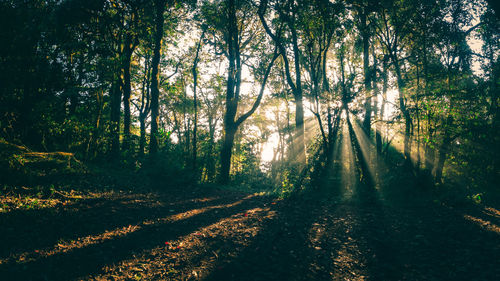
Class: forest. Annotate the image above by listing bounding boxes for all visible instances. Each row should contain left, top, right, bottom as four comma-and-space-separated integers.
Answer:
0, 0, 499, 280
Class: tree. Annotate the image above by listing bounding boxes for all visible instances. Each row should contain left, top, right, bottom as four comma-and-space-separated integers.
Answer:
205, 0, 279, 183
258, 0, 307, 164
149, 0, 167, 157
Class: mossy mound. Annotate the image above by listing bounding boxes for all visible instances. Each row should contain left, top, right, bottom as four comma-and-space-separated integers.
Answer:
0, 139, 86, 184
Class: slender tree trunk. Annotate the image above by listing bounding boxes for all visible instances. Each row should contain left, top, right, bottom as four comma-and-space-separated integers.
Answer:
490, 60, 499, 178
422, 42, 434, 172
392, 55, 412, 166
291, 24, 306, 164
434, 126, 451, 183
110, 77, 122, 158
220, 124, 237, 183
416, 63, 421, 170
139, 115, 146, 156
373, 55, 381, 155
361, 10, 372, 136
206, 117, 216, 181
122, 33, 135, 152
258, 0, 305, 164
219, 0, 277, 183
425, 114, 435, 170
219, 0, 240, 183
149, 0, 165, 157
378, 57, 388, 154
139, 57, 151, 157
286, 95, 292, 158
434, 71, 454, 183
192, 32, 204, 174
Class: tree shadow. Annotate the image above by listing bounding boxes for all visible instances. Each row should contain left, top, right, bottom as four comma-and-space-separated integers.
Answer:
198, 117, 500, 281
0, 192, 269, 281
0, 192, 236, 260
347, 116, 500, 280
202, 195, 337, 280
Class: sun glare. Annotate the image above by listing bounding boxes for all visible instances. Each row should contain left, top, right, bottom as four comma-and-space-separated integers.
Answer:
261, 132, 279, 163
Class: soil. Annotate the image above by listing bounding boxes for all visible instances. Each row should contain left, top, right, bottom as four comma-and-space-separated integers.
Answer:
1, 124, 499, 280
1, 172, 499, 281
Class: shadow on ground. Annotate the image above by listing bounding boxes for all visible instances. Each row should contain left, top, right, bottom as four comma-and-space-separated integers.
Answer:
1, 121, 499, 280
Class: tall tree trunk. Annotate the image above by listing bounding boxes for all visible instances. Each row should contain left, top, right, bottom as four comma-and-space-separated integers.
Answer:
422, 40, 434, 172
139, 53, 151, 157
433, 132, 450, 184
220, 123, 237, 183
425, 113, 435, 170
86, 90, 103, 160
360, 10, 372, 136
434, 71, 454, 183
122, 33, 135, 152
434, 111, 453, 183
149, 0, 165, 157
374, 54, 382, 155
219, 0, 240, 184
291, 28, 305, 164
415, 62, 422, 170
110, 77, 122, 158
219, 0, 278, 183
192, 32, 204, 174
392, 54, 412, 166
139, 115, 146, 156
378, 59, 388, 154
258, 0, 305, 164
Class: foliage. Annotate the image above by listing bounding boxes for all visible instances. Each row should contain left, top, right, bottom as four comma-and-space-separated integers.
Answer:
0, 0, 498, 201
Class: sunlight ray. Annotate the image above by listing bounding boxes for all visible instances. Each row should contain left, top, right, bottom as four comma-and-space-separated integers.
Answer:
370, 119, 435, 172
285, 116, 319, 163
339, 121, 356, 200
347, 115, 394, 203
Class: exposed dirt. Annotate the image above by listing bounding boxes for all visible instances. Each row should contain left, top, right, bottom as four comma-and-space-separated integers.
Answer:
1, 173, 499, 281
1, 125, 499, 280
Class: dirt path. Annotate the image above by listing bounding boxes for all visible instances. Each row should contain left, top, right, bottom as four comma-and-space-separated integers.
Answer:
204, 121, 500, 280
1, 122, 499, 280
1, 182, 499, 281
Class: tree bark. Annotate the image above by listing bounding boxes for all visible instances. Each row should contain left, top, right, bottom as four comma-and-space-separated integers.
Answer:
149, 0, 165, 157
122, 33, 137, 152
290, 23, 306, 163
219, 0, 278, 183
360, 9, 372, 136
378, 58, 388, 155
192, 32, 204, 174
392, 54, 412, 167
219, 0, 240, 184
373, 53, 381, 155
138, 52, 151, 157
258, 0, 305, 164
110, 77, 122, 158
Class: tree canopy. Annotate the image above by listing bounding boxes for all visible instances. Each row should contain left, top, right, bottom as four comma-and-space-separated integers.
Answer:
1, 0, 498, 192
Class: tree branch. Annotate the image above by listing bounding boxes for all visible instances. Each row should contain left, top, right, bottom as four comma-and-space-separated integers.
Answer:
235, 47, 279, 127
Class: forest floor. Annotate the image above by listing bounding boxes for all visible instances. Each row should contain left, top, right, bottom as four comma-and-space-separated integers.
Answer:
1, 172, 499, 281
1, 127, 499, 280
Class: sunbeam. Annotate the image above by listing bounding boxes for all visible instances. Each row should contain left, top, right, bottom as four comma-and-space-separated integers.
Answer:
339, 121, 357, 200
286, 116, 319, 164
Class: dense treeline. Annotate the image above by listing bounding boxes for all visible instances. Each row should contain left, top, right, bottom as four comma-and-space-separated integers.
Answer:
1, 0, 498, 195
